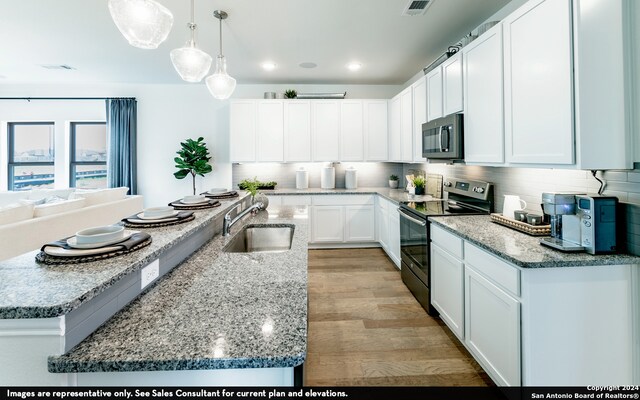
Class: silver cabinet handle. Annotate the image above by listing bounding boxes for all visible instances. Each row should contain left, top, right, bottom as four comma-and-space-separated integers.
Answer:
397, 208, 427, 226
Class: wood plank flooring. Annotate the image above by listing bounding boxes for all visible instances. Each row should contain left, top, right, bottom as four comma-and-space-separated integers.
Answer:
304, 248, 493, 386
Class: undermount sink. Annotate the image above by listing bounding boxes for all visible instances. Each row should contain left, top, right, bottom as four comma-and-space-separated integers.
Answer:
223, 225, 294, 253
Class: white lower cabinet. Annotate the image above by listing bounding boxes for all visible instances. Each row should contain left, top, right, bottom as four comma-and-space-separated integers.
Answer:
345, 205, 375, 242
311, 206, 344, 243
430, 243, 465, 340
464, 265, 521, 387
387, 204, 401, 267
377, 198, 389, 251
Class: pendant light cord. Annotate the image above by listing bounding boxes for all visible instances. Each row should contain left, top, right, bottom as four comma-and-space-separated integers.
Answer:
218, 14, 223, 57
189, 0, 196, 43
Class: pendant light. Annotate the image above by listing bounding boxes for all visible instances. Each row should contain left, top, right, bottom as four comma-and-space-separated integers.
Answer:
206, 10, 236, 100
108, 0, 174, 49
170, 0, 212, 82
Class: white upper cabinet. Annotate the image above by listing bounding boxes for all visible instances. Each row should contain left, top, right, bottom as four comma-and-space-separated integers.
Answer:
284, 101, 312, 162
230, 100, 257, 162
256, 100, 284, 162
412, 77, 427, 162
426, 67, 443, 122
463, 23, 505, 164
364, 100, 388, 161
312, 101, 341, 161
388, 95, 402, 162
442, 52, 464, 115
340, 101, 364, 161
503, 0, 574, 165
400, 87, 413, 162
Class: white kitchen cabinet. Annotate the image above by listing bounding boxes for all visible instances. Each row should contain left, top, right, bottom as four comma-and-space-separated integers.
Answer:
388, 95, 402, 162
312, 101, 340, 161
431, 243, 465, 340
503, 0, 573, 165
388, 205, 401, 268
376, 198, 389, 250
400, 87, 413, 162
426, 67, 443, 122
411, 77, 427, 162
256, 100, 284, 162
465, 265, 521, 387
340, 101, 364, 161
442, 52, 464, 115
284, 101, 312, 162
345, 205, 375, 242
364, 100, 388, 161
311, 206, 344, 243
230, 100, 257, 162
462, 23, 505, 164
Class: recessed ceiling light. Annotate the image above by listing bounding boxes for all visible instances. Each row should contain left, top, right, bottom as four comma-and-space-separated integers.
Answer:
299, 62, 317, 69
347, 62, 362, 71
261, 62, 277, 71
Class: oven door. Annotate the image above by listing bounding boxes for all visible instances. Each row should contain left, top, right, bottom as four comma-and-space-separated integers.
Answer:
398, 208, 428, 285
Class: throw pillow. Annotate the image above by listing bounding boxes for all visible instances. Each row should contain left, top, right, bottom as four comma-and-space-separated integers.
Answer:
29, 188, 75, 201
0, 191, 30, 208
0, 202, 35, 225
33, 198, 86, 218
70, 187, 129, 206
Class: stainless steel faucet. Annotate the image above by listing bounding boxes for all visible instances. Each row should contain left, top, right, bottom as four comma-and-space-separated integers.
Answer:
222, 202, 264, 236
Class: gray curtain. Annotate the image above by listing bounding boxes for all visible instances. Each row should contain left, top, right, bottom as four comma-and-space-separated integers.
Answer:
106, 98, 137, 194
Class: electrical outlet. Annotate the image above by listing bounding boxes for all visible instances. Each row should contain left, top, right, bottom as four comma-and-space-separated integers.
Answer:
141, 259, 160, 290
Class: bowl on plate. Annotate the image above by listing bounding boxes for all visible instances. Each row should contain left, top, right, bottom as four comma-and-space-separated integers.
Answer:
143, 206, 174, 219
75, 225, 125, 245
182, 195, 206, 204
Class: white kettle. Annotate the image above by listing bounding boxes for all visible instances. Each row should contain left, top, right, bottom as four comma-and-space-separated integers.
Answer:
503, 195, 527, 220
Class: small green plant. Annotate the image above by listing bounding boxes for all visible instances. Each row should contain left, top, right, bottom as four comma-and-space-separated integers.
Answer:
389, 174, 399, 181
173, 137, 213, 195
413, 176, 426, 189
284, 89, 297, 99
240, 177, 260, 198
238, 179, 277, 190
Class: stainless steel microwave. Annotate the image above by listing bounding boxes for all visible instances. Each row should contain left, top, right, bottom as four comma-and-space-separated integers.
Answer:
422, 113, 463, 161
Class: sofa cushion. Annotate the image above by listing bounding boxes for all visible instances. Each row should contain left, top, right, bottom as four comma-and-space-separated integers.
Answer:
70, 187, 129, 206
29, 188, 75, 201
33, 198, 86, 218
0, 191, 30, 207
0, 202, 34, 225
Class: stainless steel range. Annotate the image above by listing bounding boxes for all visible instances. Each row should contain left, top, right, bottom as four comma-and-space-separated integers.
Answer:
398, 178, 493, 315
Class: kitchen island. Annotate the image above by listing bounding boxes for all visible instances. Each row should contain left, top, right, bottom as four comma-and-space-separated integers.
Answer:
0, 196, 308, 387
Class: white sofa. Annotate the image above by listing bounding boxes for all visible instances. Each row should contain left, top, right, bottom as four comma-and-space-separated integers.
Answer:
0, 187, 143, 261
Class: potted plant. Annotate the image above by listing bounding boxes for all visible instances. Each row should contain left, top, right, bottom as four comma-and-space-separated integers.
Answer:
239, 177, 269, 208
173, 137, 213, 195
389, 174, 399, 189
284, 89, 297, 99
413, 176, 426, 195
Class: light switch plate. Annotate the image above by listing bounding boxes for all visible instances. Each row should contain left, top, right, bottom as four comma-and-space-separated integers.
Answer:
141, 259, 160, 290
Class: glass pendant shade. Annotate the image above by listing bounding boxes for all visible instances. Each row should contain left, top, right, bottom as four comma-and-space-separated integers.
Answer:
170, 41, 212, 82
206, 56, 236, 100
108, 0, 174, 49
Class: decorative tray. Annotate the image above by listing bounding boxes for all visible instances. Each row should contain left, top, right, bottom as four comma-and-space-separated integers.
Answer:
169, 199, 221, 210
490, 213, 551, 236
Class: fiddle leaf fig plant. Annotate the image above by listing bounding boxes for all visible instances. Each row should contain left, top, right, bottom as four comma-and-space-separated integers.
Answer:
174, 137, 213, 195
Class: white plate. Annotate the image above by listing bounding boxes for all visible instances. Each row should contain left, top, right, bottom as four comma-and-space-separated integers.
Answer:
207, 188, 228, 194
127, 216, 179, 224
179, 199, 210, 205
66, 230, 137, 249
136, 211, 179, 220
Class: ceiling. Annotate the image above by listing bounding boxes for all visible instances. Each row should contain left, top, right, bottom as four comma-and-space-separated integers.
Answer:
0, 0, 510, 86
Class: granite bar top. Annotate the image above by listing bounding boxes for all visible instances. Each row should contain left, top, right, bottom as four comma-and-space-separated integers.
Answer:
429, 215, 640, 268
0, 194, 250, 319
265, 187, 434, 204
48, 205, 307, 373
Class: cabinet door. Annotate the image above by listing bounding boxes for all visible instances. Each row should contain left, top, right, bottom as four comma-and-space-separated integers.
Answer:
465, 265, 521, 386
284, 101, 311, 162
431, 244, 464, 340
257, 100, 284, 162
388, 96, 402, 162
504, 0, 574, 165
377, 203, 389, 250
400, 88, 413, 162
426, 67, 443, 122
462, 24, 504, 164
229, 100, 256, 162
311, 206, 344, 243
312, 101, 340, 161
412, 77, 427, 162
340, 101, 364, 161
364, 101, 388, 161
345, 205, 375, 242
442, 52, 464, 115
388, 207, 401, 268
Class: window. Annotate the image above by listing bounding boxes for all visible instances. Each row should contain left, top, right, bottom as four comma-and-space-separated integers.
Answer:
8, 122, 55, 191
70, 122, 107, 189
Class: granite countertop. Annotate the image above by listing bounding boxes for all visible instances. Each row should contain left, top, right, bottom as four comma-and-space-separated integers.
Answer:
429, 215, 640, 268
0, 194, 250, 319
48, 205, 308, 373
265, 187, 434, 204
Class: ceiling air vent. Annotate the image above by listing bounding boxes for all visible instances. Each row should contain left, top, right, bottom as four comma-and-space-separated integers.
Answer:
40, 64, 76, 70
402, 0, 433, 16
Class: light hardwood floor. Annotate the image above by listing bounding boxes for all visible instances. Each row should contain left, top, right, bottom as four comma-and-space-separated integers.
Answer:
304, 248, 493, 386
